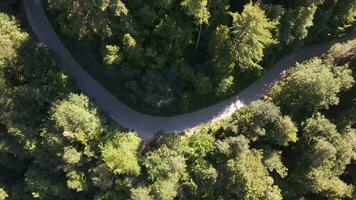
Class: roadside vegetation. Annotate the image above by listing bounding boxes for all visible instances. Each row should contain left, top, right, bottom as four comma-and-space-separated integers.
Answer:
0, 1, 355, 200
45, 0, 356, 114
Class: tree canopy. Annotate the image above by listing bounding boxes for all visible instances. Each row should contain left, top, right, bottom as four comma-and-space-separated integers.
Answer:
44, 0, 355, 114
0, 1, 355, 200
227, 101, 298, 146
269, 57, 354, 119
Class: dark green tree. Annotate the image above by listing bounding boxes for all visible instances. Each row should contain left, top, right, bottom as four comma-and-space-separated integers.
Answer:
214, 136, 283, 200
228, 101, 298, 146
47, 0, 128, 39
290, 114, 355, 199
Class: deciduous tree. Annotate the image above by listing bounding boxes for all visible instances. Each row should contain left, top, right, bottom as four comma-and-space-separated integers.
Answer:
269, 58, 354, 119
228, 101, 298, 146
51, 93, 103, 144
100, 131, 141, 176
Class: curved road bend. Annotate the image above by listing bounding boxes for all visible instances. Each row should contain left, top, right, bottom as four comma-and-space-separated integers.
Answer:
24, 0, 356, 139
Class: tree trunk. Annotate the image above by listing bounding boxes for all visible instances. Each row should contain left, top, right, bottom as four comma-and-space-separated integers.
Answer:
194, 23, 203, 55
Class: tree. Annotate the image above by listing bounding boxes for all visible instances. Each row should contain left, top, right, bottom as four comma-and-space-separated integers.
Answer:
228, 101, 298, 146
262, 147, 288, 178
2, 2, 356, 200
91, 164, 113, 190
25, 166, 70, 199
208, 2, 277, 95
181, 132, 217, 198
100, 131, 141, 176
209, 25, 235, 75
278, 3, 318, 47
185, 159, 218, 198
290, 114, 355, 199
2, 31, 70, 98
130, 186, 152, 200
229, 3, 277, 71
181, 0, 210, 25
151, 178, 180, 200
102, 45, 121, 66
209, 3, 276, 96
66, 170, 87, 192
181, 0, 210, 53
51, 93, 103, 144
326, 39, 356, 128
326, 38, 356, 66
2, 86, 45, 130
309, 0, 356, 40
0, 12, 29, 68
142, 145, 188, 200
0, 188, 8, 200
47, 0, 128, 39
143, 145, 187, 181
269, 58, 354, 118
214, 136, 283, 200
216, 75, 234, 96
62, 146, 82, 165
181, 131, 215, 159
325, 0, 356, 36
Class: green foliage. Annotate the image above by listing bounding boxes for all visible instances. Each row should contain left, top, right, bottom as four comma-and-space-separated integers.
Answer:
262, 148, 288, 178
24, 167, 69, 199
143, 145, 187, 181
228, 101, 298, 146
123, 33, 137, 49
91, 164, 113, 190
44, 0, 355, 114
209, 25, 234, 75
269, 58, 354, 118
102, 45, 121, 65
326, 39, 356, 128
45, 0, 355, 114
211, 3, 277, 74
327, 38, 356, 66
181, 0, 210, 24
62, 146, 82, 165
308, 0, 356, 40
100, 131, 141, 176
291, 114, 355, 199
0, 12, 28, 67
151, 178, 179, 200
228, 3, 277, 71
215, 136, 283, 200
47, 0, 128, 39
51, 93, 102, 144
182, 131, 215, 159
1, 2, 356, 200
66, 170, 87, 192
130, 186, 152, 200
0, 188, 8, 200
279, 3, 317, 47
216, 75, 234, 96
186, 159, 218, 198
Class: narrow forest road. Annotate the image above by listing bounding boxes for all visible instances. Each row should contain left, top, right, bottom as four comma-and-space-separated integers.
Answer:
24, 0, 356, 139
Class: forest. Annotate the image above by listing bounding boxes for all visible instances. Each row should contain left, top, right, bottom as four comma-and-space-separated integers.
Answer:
0, 0, 356, 200
45, 0, 356, 114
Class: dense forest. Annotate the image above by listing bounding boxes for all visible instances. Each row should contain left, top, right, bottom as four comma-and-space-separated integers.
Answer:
46, 0, 356, 114
0, 0, 356, 200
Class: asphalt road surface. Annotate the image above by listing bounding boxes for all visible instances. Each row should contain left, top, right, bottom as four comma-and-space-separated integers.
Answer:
24, 0, 356, 139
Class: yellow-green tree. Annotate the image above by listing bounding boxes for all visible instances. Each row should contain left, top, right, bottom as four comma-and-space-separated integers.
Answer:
100, 131, 141, 176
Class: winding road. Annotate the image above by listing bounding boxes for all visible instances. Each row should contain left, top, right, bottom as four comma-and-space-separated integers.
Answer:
24, 0, 356, 139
